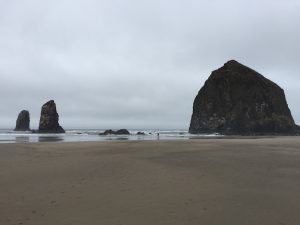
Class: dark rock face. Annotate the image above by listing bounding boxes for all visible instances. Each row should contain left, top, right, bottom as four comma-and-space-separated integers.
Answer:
38, 100, 65, 133
115, 129, 130, 135
14, 110, 30, 131
99, 129, 130, 135
136, 131, 145, 135
189, 60, 297, 135
296, 125, 300, 134
99, 129, 114, 135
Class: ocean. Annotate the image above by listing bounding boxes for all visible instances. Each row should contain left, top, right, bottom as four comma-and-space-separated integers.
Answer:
0, 129, 220, 144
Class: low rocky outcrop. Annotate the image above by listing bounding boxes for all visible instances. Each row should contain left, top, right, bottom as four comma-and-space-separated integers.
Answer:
99, 129, 130, 135
14, 110, 30, 131
189, 60, 297, 135
38, 100, 65, 133
136, 131, 145, 135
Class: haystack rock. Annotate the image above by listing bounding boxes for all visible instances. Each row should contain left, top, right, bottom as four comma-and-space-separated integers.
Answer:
189, 60, 297, 135
14, 110, 30, 131
38, 100, 65, 133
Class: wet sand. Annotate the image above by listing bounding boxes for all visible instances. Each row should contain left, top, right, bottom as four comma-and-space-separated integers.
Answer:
1, 137, 300, 225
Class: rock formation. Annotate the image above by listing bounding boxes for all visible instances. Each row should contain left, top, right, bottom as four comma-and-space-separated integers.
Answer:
189, 60, 297, 135
38, 100, 65, 133
99, 129, 130, 135
296, 125, 300, 134
14, 110, 30, 131
115, 129, 130, 135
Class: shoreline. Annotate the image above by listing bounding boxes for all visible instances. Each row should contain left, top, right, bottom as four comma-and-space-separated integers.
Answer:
0, 133, 292, 145
1, 127, 299, 144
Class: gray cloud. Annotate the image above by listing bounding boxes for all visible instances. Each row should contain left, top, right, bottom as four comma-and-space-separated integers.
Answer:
1, 0, 299, 129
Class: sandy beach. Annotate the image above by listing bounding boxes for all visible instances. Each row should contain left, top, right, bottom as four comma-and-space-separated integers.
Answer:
1, 137, 300, 225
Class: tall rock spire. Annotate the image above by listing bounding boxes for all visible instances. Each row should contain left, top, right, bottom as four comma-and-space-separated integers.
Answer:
38, 100, 65, 133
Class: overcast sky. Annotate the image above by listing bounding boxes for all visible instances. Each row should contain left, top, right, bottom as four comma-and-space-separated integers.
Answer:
0, 0, 299, 129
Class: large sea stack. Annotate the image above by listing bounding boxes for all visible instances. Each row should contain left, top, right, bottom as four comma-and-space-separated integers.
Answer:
189, 60, 297, 135
14, 110, 30, 131
38, 100, 65, 133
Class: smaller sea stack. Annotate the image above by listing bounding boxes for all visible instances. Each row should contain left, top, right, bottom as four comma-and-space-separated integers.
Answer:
14, 110, 30, 131
38, 100, 65, 133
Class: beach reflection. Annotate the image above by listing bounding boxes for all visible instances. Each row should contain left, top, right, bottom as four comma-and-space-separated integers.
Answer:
104, 137, 129, 141
15, 136, 30, 143
38, 136, 64, 142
